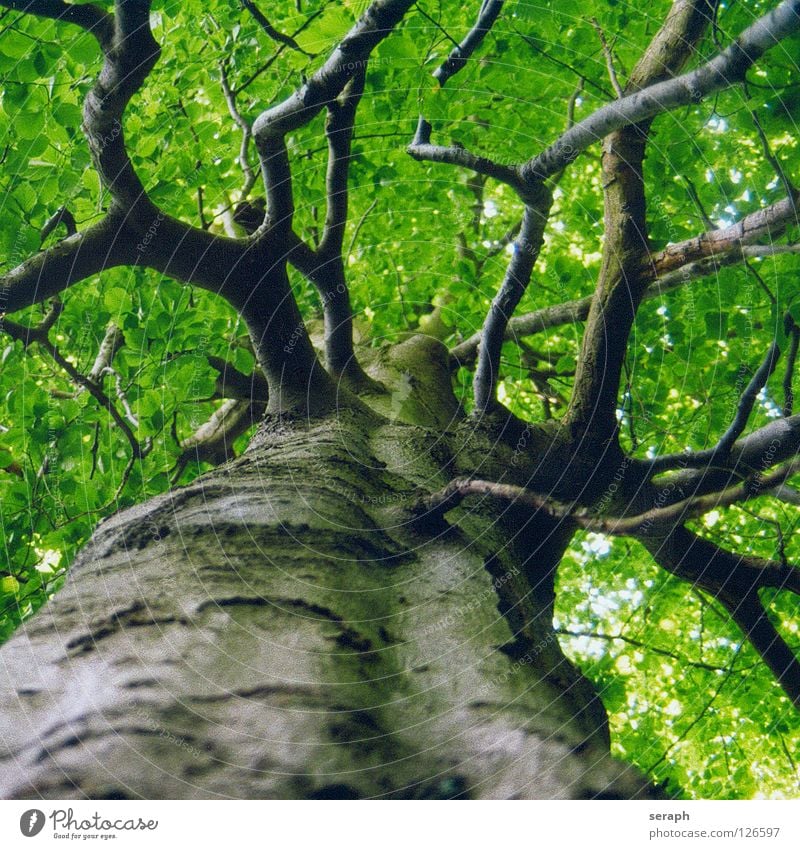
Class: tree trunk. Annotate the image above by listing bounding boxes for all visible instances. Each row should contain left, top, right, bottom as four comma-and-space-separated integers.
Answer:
0, 337, 660, 800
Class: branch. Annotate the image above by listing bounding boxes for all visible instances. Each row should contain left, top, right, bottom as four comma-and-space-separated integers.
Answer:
240, 0, 314, 55
318, 69, 365, 260
40, 206, 77, 241
450, 237, 800, 368
642, 527, 800, 705
220, 60, 257, 199
207, 355, 269, 402
521, 0, 800, 182
751, 107, 796, 200
293, 69, 376, 385
605, 458, 800, 536
88, 322, 124, 383
0, 0, 113, 47
407, 121, 529, 198
473, 197, 552, 411
1, 310, 148, 461
8, 0, 162, 211
172, 398, 264, 483
235, 9, 325, 94
82, 0, 162, 210
0, 212, 134, 316
590, 17, 624, 97
714, 342, 781, 457
419, 458, 800, 539
407, 1, 556, 410
565, 0, 719, 441
431, 0, 504, 88
252, 0, 415, 142
557, 628, 737, 673
636, 410, 800, 508
260, 134, 294, 229
783, 317, 800, 416
650, 190, 800, 278
406, 2, 535, 200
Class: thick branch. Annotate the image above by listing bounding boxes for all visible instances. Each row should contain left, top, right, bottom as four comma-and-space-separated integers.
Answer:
178, 399, 262, 466
650, 191, 800, 277
642, 527, 800, 705
319, 70, 365, 260
566, 0, 718, 440
252, 0, 414, 142
82, 0, 162, 210
473, 198, 552, 411
300, 70, 373, 385
0, 0, 113, 46
521, 0, 800, 182
207, 355, 270, 402
220, 61, 257, 200
714, 342, 781, 457
0, 213, 134, 316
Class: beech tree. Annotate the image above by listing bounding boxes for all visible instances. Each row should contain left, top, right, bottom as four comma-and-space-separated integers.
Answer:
1, 0, 799, 799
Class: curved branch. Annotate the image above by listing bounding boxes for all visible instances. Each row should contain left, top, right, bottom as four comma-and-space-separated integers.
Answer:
650, 190, 800, 278
0, 213, 134, 316
420, 458, 800, 540
473, 198, 552, 411
252, 0, 415, 142
714, 342, 781, 457
521, 0, 800, 182
452, 191, 800, 366
565, 0, 718, 441
0, 0, 113, 47
642, 527, 800, 705
82, 0, 162, 210
220, 60, 257, 200
40, 206, 77, 241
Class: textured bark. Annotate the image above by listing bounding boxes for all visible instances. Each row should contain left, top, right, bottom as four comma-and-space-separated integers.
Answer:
0, 339, 660, 800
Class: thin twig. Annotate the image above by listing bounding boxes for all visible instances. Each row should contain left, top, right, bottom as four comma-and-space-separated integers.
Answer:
240, 0, 315, 55
590, 17, 623, 97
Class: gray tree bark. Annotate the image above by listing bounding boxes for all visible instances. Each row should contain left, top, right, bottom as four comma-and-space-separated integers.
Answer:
0, 337, 659, 800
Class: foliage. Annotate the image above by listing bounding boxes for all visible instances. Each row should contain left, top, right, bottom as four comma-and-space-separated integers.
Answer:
1, 0, 799, 798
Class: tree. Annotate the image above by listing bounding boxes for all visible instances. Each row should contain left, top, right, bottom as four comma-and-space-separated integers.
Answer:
0, 0, 799, 799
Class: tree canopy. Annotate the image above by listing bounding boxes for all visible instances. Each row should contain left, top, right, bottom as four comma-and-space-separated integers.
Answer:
1, 0, 800, 799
